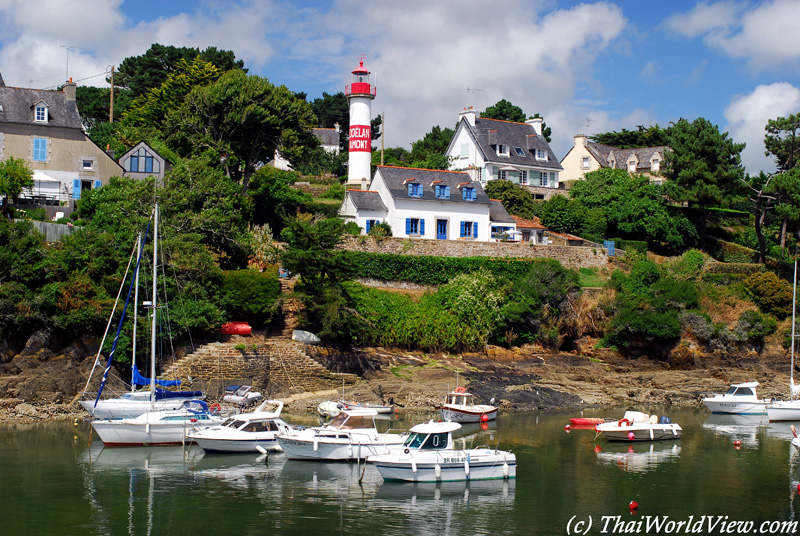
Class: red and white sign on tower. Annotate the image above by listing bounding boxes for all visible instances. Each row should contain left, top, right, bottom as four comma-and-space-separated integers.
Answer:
345, 55, 376, 188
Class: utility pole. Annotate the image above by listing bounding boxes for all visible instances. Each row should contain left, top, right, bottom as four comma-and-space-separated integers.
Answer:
381, 112, 385, 165
108, 65, 115, 123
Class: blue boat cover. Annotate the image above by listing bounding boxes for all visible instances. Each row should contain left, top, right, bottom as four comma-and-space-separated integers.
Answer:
132, 363, 183, 389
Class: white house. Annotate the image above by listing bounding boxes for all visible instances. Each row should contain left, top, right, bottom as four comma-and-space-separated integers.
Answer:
445, 107, 564, 199
339, 165, 517, 242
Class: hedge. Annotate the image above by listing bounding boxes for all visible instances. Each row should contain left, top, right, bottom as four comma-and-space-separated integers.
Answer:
707, 238, 758, 263
340, 251, 564, 286
609, 238, 647, 254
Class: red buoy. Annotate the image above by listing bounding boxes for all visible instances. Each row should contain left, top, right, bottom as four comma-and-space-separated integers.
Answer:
565, 424, 571, 431
629, 500, 639, 511
628, 431, 635, 441
481, 414, 489, 422
733, 440, 742, 447
594, 445, 602, 453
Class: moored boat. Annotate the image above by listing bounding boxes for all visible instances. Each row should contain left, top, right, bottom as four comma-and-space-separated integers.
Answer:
435, 387, 497, 423
188, 400, 292, 453
595, 410, 682, 441
369, 421, 516, 482
221, 385, 262, 407
276, 408, 406, 461
702, 382, 771, 415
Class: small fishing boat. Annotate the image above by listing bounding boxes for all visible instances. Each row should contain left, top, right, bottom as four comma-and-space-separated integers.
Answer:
435, 387, 497, 423
594, 410, 682, 442
369, 421, 516, 482
276, 408, 406, 461
339, 398, 396, 415
702, 382, 771, 415
570, 417, 605, 426
221, 385, 262, 407
188, 400, 293, 453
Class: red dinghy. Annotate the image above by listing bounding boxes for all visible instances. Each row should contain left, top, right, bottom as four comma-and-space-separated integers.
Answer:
570, 417, 605, 426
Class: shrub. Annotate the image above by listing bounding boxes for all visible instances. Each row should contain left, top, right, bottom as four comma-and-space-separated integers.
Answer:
670, 249, 707, 281
218, 269, 281, 322
744, 271, 793, 318
735, 309, 777, 344
368, 222, 392, 238
343, 221, 362, 236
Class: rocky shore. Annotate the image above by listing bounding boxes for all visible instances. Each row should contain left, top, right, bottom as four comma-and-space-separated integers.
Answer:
1, 342, 794, 426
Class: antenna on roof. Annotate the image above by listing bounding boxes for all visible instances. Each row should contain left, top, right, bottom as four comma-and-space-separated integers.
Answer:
467, 87, 484, 108
60, 44, 77, 82
585, 116, 593, 130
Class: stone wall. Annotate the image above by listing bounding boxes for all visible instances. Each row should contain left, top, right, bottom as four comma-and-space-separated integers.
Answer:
338, 236, 610, 270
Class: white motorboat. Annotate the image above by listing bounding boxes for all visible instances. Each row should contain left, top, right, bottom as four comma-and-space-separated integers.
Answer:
339, 398, 396, 415
221, 385, 263, 407
594, 410, 682, 441
369, 421, 516, 482
767, 260, 800, 422
91, 399, 223, 446
702, 382, 772, 415
188, 400, 293, 453
435, 387, 497, 423
276, 408, 406, 461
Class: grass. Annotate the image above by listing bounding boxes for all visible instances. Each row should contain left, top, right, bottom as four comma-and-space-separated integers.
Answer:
578, 267, 607, 288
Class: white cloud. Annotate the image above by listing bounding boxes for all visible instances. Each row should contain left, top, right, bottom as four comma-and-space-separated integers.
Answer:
724, 82, 800, 174
665, 0, 800, 72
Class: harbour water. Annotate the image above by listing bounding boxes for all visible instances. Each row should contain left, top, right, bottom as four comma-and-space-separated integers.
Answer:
3, 407, 800, 535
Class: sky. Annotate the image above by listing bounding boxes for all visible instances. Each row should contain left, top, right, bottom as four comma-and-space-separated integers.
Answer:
1, 0, 800, 175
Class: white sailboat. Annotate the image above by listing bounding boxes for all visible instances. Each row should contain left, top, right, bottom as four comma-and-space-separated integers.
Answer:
79, 230, 202, 419
768, 259, 800, 422
90, 203, 221, 446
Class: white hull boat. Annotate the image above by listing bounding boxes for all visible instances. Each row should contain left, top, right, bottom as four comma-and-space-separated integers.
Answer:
769, 260, 800, 422
277, 408, 406, 461
221, 385, 262, 407
91, 400, 223, 447
595, 411, 682, 441
188, 400, 293, 453
435, 387, 497, 423
767, 400, 800, 422
80, 390, 204, 420
370, 421, 516, 482
702, 382, 771, 415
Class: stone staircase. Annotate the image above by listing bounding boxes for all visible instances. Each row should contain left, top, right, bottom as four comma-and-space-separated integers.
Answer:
157, 274, 360, 396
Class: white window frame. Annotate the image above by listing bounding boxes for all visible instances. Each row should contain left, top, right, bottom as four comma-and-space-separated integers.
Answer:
476, 168, 482, 181
536, 149, 547, 161
34, 103, 48, 123
520, 170, 528, 185
539, 171, 549, 187
498, 170, 507, 180
81, 158, 95, 171
497, 144, 509, 156
651, 158, 660, 171
628, 160, 636, 172
581, 156, 590, 169
460, 143, 469, 158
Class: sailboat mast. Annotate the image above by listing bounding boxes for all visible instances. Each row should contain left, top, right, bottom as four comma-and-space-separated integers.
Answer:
792, 259, 797, 399
132, 233, 141, 393
150, 204, 159, 403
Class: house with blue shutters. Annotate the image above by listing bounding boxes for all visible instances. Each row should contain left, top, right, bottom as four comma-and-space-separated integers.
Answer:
339, 165, 516, 242
0, 75, 122, 206
445, 106, 564, 200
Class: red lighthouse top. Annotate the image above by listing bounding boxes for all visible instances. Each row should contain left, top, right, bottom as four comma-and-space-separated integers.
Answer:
345, 56, 376, 98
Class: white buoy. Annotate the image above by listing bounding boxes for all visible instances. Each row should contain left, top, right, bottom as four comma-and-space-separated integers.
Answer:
464, 459, 470, 478
435, 464, 442, 479
313, 437, 319, 452
503, 462, 509, 478
411, 459, 417, 474
256, 445, 268, 455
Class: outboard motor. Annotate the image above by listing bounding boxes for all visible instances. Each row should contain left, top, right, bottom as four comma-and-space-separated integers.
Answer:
659, 416, 672, 424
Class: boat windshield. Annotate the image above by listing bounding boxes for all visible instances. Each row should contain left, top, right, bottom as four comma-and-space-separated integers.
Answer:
222, 418, 246, 429
727, 387, 753, 396
447, 395, 473, 405
404, 432, 449, 450
329, 414, 374, 429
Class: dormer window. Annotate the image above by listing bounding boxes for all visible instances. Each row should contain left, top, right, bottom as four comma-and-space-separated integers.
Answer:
407, 183, 423, 197
651, 158, 660, 172
435, 185, 450, 199
462, 187, 476, 201
34, 102, 48, 123
628, 160, 637, 172
497, 144, 509, 156
536, 149, 547, 161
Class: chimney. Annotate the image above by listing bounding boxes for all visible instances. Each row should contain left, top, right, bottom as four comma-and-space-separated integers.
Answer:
526, 116, 543, 136
360, 176, 368, 191
334, 122, 340, 133
63, 78, 76, 101
460, 106, 477, 127
105, 143, 115, 159
574, 134, 587, 148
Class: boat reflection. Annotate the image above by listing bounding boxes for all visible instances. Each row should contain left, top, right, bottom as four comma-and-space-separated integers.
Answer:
596, 442, 681, 473
374, 478, 515, 504
702, 413, 766, 448
80, 440, 204, 471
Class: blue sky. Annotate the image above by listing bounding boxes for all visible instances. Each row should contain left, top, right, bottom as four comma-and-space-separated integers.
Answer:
1, 0, 799, 174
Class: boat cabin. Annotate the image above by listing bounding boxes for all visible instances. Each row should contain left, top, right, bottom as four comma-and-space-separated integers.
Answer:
403, 421, 461, 450
221, 417, 284, 433
444, 391, 475, 406
724, 382, 758, 398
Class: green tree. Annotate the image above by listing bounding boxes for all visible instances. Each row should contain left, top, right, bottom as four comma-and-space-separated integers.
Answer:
410, 125, 455, 165
591, 124, 671, 148
0, 157, 34, 217
166, 70, 317, 194
539, 195, 586, 234
115, 43, 245, 97
76, 85, 134, 131
310, 92, 348, 149
764, 113, 800, 250
247, 167, 314, 234
483, 180, 539, 220
481, 99, 526, 123
569, 168, 697, 249
0, 219, 47, 340
664, 117, 746, 251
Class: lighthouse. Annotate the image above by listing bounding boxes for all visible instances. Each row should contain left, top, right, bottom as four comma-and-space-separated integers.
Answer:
345, 56, 376, 189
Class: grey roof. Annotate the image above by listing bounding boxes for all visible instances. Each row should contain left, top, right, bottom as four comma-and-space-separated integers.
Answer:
489, 199, 515, 224
346, 189, 387, 211
376, 166, 491, 206
468, 117, 563, 171
0, 86, 82, 129
313, 128, 339, 147
585, 141, 616, 165
607, 146, 668, 171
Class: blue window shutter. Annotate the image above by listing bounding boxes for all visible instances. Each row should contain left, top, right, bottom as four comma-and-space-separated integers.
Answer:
94, 180, 101, 189
460, 222, 466, 237
408, 184, 413, 196
420, 219, 425, 236
472, 188, 477, 201
406, 218, 411, 234
366, 220, 372, 232
461, 188, 466, 200
473, 222, 478, 238
33, 138, 47, 161
72, 179, 82, 200
445, 186, 450, 199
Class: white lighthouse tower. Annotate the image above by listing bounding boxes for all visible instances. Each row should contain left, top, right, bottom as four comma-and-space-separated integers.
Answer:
345, 56, 376, 189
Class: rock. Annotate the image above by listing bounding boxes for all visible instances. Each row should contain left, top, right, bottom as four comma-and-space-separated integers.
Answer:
15, 403, 38, 416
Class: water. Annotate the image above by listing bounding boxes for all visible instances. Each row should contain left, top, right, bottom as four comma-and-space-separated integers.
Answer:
3, 407, 800, 535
